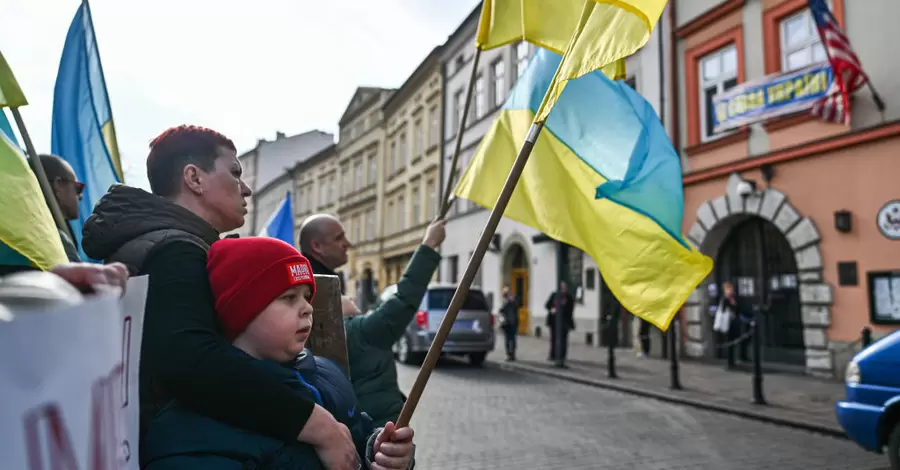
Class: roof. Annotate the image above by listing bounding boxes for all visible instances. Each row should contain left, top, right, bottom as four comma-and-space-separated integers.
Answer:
382, 46, 444, 115
253, 130, 335, 191
338, 87, 395, 127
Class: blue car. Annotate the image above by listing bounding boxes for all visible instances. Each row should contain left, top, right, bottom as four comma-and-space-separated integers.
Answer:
836, 330, 900, 469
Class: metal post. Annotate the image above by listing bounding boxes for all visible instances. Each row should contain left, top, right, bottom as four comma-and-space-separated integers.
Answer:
752, 219, 767, 405
607, 306, 618, 378
554, 242, 567, 369
670, 313, 682, 390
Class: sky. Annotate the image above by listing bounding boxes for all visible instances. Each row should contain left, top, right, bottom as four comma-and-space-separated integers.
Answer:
2, 0, 480, 190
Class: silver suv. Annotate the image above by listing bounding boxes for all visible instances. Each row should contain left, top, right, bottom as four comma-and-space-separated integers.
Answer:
379, 283, 495, 366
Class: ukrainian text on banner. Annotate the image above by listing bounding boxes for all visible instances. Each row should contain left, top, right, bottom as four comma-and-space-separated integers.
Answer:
712, 62, 833, 133
0, 276, 148, 470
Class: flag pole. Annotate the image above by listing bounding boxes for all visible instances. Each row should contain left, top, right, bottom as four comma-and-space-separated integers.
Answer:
9, 108, 69, 234
437, 48, 481, 221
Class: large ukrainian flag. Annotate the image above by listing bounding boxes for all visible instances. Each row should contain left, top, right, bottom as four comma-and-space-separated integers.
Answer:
454, 49, 712, 330
0, 51, 68, 271
52, 1, 122, 261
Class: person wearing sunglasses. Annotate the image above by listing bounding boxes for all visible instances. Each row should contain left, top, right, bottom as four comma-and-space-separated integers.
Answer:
40, 154, 84, 262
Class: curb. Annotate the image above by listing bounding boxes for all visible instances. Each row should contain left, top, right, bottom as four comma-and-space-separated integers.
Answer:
485, 359, 847, 440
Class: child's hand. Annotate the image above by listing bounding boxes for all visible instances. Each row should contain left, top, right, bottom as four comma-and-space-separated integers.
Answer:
372, 421, 414, 470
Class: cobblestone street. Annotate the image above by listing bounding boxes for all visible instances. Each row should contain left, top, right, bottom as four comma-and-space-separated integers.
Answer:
396, 359, 888, 470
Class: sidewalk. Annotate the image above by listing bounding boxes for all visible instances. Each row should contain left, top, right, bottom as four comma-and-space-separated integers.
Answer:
486, 334, 847, 437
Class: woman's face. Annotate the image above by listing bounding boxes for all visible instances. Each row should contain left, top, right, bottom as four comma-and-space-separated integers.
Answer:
723, 283, 734, 297
199, 147, 252, 232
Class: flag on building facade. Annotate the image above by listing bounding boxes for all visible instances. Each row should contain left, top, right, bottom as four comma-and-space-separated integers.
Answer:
258, 192, 294, 246
52, 1, 123, 261
0, 50, 67, 270
454, 49, 712, 330
808, 0, 870, 124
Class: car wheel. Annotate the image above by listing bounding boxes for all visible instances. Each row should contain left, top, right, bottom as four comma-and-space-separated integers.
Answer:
469, 352, 487, 367
889, 422, 900, 470
396, 336, 423, 365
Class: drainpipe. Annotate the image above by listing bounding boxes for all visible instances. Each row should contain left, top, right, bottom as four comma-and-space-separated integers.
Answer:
668, 2, 681, 153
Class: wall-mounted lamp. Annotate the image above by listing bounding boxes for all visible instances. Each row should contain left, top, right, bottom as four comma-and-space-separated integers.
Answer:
834, 210, 853, 233
736, 178, 759, 199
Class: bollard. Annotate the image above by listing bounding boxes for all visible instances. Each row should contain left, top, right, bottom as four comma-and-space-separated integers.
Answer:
606, 311, 619, 379
669, 313, 682, 390
861, 327, 872, 348
308, 275, 349, 375
586, 332, 593, 346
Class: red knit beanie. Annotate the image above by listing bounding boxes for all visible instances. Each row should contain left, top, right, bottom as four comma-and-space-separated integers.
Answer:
207, 237, 316, 341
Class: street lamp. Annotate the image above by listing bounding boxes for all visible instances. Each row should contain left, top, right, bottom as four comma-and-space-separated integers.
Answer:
737, 177, 767, 406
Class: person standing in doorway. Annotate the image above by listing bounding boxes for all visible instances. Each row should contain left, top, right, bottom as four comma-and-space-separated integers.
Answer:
545, 281, 575, 361
499, 285, 519, 361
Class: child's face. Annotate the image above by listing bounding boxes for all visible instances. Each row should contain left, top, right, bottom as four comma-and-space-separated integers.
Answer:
723, 283, 734, 296
238, 284, 314, 363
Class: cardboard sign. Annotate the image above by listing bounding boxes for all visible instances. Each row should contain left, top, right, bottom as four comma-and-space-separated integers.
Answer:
0, 276, 148, 470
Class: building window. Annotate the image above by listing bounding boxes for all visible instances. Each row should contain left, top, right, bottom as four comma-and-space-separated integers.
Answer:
428, 106, 439, 147
389, 141, 397, 174
295, 187, 304, 214
318, 181, 326, 207
426, 179, 436, 220
413, 121, 422, 158
474, 74, 486, 119
386, 201, 394, 234
397, 195, 405, 231
448, 255, 459, 283
353, 214, 361, 243
470, 250, 483, 287
492, 59, 506, 107
341, 164, 350, 195
366, 209, 375, 240
699, 44, 739, 141
354, 161, 362, 190
780, 7, 827, 72
328, 175, 336, 203
451, 89, 465, 135
411, 186, 421, 225
399, 133, 407, 167
514, 41, 530, 77
367, 152, 377, 185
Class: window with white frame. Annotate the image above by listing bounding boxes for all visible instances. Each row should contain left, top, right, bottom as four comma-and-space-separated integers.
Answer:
411, 186, 421, 225
413, 120, 422, 158
318, 181, 326, 207
341, 165, 350, 195
450, 89, 464, 135
429, 106, 439, 147
354, 161, 362, 190
296, 187, 305, 214
353, 214, 361, 243
328, 175, 336, 203
474, 74, 486, 119
514, 41, 531, 77
492, 59, 506, 107
367, 152, 376, 185
366, 209, 375, 240
699, 44, 739, 141
780, 6, 827, 72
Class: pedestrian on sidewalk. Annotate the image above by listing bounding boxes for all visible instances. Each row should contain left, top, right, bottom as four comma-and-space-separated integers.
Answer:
545, 281, 575, 361
713, 281, 739, 368
637, 317, 651, 358
499, 285, 519, 361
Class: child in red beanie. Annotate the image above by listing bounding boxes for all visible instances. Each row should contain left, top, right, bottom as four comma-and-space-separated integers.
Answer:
141, 237, 416, 470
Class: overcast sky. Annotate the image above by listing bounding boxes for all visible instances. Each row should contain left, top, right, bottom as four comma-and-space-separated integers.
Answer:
2, 0, 479, 189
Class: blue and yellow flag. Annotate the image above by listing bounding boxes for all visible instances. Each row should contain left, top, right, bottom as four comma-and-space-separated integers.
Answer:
0, 51, 68, 270
475, 0, 667, 119
454, 49, 712, 330
52, 1, 122, 261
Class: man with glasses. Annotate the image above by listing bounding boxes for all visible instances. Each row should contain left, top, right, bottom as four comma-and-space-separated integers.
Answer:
40, 154, 84, 262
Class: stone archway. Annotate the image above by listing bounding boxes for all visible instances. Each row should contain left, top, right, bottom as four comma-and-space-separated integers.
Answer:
681, 173, 835, 378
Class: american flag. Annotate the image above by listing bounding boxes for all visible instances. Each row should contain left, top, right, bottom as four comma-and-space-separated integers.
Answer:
807, 0, 870, 124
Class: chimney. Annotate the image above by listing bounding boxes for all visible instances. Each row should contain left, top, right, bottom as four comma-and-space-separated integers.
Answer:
276, 131, 286, 140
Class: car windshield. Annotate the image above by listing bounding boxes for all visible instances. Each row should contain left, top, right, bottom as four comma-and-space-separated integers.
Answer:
428, 288, 489, 311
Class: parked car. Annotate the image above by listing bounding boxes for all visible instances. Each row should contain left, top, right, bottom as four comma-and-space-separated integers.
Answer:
835, 330, 900, 469
372, 282, 495, 366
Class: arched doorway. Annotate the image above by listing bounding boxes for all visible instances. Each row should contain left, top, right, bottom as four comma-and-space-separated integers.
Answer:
713, 217, 805, 365
504, 244, 530, 334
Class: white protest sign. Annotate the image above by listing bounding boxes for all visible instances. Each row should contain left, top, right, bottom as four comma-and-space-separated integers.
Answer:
0, 275, 148, 470
119, 276, 149, 469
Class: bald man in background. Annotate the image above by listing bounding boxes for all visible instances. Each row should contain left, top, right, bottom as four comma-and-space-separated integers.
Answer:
298, 214, 351, 294
40, 154, 84, 262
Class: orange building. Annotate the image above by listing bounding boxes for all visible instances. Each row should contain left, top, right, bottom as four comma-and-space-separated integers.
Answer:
671, 0, 900, 379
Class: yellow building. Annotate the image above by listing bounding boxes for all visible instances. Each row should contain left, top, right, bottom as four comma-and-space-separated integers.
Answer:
380, 47, 444, 286
335, 87, 394, 296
